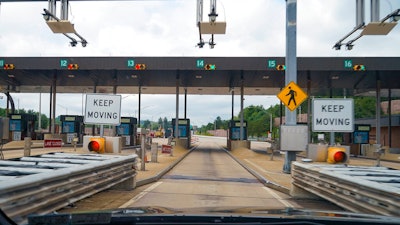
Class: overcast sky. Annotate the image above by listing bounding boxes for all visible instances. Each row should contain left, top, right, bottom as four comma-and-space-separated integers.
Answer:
0, 0, 399, 126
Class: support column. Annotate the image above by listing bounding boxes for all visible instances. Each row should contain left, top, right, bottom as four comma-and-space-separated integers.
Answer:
138, 86, 141, 128
370, 0, 380, 22
60, 0, 68, 20
285, 0, 297, 126
184, 88, 187, 119
356, 0, 365, 26
388, 88, 392, 147
111, 85, 117, 136
175, 71, 179, 138
51, 74, 57, 135
231, 88, 234, 121
283, 0, 297, 174
376, 78, 381, 145
48, 0, 56, 18
48, 86, 52, 133
38, 91, 42, 131
91, 85, 96, 135
307, 72, 311, 143
240, 74, 244, 141
329, 78, 335, 145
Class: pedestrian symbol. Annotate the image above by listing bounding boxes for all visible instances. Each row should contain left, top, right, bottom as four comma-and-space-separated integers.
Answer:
277, 81, 308, 111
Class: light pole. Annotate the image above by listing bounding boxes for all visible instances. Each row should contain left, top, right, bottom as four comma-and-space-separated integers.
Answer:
121, 94, 136, 117
269, 114, 272, 133
57, 104, 68, 115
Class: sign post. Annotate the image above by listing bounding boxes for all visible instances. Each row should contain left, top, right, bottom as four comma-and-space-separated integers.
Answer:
279, 0, 298, 174
277, 81, 307, 111
84, 94, 122, 137
312, 98, 354, 133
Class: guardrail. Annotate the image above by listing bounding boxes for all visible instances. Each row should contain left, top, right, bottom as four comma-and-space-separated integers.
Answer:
292, 162, 400, 217
0, 153, 137, 224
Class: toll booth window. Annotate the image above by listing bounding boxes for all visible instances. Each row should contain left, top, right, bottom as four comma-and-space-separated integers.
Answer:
9, 120, 21, 131
117, 124, 130, 135
62, 122, 75, 133
353, 131, 369, 144
178, 126, 187, 137
231, 127, 241, 140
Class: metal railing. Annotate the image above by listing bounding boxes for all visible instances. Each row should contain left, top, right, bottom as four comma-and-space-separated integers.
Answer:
292, 162, 400, 217
0, 153, 137, 224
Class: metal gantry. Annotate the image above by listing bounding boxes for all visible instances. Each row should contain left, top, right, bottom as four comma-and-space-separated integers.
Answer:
334, 0, 400, 50
196, 0, 226, 48
42, 0, 88, 47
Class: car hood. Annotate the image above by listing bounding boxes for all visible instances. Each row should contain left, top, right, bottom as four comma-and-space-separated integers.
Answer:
26, 206, 400, 225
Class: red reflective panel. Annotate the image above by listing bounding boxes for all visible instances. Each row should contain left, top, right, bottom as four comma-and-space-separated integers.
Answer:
88, 141, 100, 152
334, 151, 346, 162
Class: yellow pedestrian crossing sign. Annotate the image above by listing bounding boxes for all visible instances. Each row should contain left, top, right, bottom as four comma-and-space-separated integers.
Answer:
277, 81, 308, 111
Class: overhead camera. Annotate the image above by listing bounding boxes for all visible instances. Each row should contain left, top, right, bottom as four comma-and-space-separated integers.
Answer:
197, 40, 205, 48
333, 43, 341, 50
392, 15, 400, 22
346, 44, 354, 50
42, 13, 50, 21
208, 7, 218, 23
209, 42, 215, 49
70, 41, 78, 47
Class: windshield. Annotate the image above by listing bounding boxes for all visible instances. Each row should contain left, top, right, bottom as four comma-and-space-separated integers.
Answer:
1, 1, 400, 225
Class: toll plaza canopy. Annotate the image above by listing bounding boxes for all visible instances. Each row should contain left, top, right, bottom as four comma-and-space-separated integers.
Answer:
1, 57, 399, 96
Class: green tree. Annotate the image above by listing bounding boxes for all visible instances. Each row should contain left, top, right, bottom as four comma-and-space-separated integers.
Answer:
354, 96, 377, 118
215, 116, 222, 129
0, 108, 7, 117
163, 117, 169, 130
39, 114, 49, 130
158, 117, 163, 128
142, 120, 151, 129
241, 105, 269, 137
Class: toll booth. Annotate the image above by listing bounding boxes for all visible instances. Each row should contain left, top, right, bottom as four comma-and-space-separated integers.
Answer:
116, 117, 137, 146
8, 114, 37, 141
351, 124, 371, 155
228, 120, 249, 150
60, 115, 84, 144
229, 120, 248, 140
172, 118, 191, 148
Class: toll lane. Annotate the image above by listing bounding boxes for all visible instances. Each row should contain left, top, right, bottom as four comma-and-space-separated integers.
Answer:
122, 140, 294, 210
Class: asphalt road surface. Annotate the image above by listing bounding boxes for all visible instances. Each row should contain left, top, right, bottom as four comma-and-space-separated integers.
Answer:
120, 137, 341, 212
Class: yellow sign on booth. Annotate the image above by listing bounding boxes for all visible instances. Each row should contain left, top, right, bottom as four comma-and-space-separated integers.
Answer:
277, 81, 308, 111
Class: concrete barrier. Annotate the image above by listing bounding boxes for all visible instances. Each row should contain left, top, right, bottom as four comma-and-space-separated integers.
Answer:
229, 140, 251, 150
0, 153, 137, 224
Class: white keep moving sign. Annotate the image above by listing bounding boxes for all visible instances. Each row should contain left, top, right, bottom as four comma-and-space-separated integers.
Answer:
84, 94, 121, 125
312, 98, 354, 132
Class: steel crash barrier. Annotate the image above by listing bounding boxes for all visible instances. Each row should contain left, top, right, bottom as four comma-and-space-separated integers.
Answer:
0, 153, 137, 224
291, 162, 400, 217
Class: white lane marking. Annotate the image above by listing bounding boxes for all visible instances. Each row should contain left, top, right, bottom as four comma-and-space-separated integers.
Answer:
119, 181, 163, 208
262, 187, 294, 208
244, 159, 282, 175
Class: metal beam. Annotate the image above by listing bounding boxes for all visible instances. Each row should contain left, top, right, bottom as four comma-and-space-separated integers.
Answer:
370, 0, 380, 22
282, 0, 297, 174
356, 0, 365, 27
